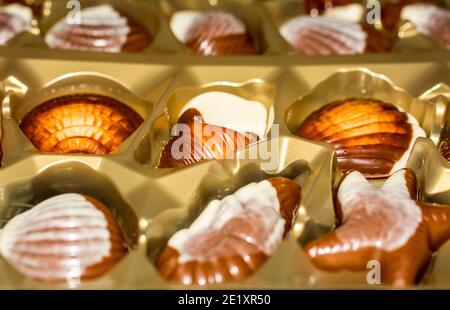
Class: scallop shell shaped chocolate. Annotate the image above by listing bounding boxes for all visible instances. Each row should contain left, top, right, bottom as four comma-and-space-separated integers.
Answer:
20, 93, 143, 155
156, 177, 301, 285
172, 10, 256, 56
279, 15, 392, 55
400, 4, 450, 51
45, 5, 151, 53
0, 193, 128, 282
440, 136, 450, 162
296, 98, 426, 178
158, 109, 254, 168
0, 4, 32, 46
305, 169, 450, 286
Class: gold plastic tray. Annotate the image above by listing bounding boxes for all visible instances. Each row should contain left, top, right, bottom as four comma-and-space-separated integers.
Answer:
0, 49, 449, 288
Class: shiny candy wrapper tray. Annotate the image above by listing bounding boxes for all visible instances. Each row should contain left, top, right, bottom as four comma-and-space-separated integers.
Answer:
0, 0, 449, 290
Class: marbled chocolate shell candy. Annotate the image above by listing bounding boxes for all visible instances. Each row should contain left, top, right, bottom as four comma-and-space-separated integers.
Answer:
156, 177, 301, 285
158, 108, 254, 168
0, 193, 128, 283
279, 16, 392, 55
45, 5, 152, 53
171, 10, 256, 56
20, 93, 143, 155
440, 136, 450, 162
296, 98, 426, 178
0, 4, 32, 46
305, 169, 450, 286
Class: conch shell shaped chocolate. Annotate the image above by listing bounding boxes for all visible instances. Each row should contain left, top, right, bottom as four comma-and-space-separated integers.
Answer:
279, 15, 392, 55
157, 108, 254, 168
20, 93, 143, 155
172, 10, 256, 56
0, 4, 32, 46
296, 98, 426, 178
156, 177, 301, 285
0, 193, 128, 283
45, 5, 151, 53
305, 168, 450, 286
440, 136, 450, 162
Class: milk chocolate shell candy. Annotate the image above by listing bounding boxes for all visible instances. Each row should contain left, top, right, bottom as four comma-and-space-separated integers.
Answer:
0, 4, 32, 46
0, 194, 128, 282
440, 136, 450, 162
305, 169, 450, 286
20, 94, 143, 155
156, 177, 301, 285
158, 109, 254, 168
296, 98, 426, 178
45, 5, 151, 53
170, 10, 256, 56
279, 16, 392, 55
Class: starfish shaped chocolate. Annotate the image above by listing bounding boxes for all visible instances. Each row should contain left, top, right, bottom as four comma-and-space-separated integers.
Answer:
305, 168, 450, 286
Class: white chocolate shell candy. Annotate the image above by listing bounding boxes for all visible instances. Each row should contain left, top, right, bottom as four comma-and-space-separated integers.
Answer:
169, 10, 256, 56
279, 15, 393, 55
0, 194, 128, 283
279, 16, 367, 55
156, 177, 301, 285
0, 4, 32, 46
296, 98, 426, 178
45, 5, 151, 53
305, 169, 450, 286
401, 4, 450, 51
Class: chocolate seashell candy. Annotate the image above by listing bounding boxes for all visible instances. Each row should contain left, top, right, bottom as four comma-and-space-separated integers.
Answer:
170, 10, 257, 56
45, 5, 152, 53
0, 193, 128, 283
20, 93, 143, 155
158, 108, 255, 168
382, 2, 450, 51
279, 15, 393, 55
156, 177, 301, 285
305, 169, 450, 286
0, 4, 32, 46
296, 98, 426, 178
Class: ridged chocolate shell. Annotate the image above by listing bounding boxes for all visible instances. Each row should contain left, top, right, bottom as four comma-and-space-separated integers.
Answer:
296, 98, 425, 178
45, 5, 151, 53
158, 108, 253, 168
279, 16, 392, 55
184, 11, 256, 56
0, 4, 32, 46
0, 193, 128, 283
305, 169, 450, 286
156, 177, 301, 285
20, 93, 143, 155
440, 136, 450, 162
